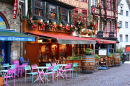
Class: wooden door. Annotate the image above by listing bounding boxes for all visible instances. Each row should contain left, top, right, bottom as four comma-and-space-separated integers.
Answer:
26, 43, 39, 65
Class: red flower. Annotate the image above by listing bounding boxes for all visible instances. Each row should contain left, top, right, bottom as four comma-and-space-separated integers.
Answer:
70, 15, 71, 16
47, 6, 48, 8
31, 26, 33, 28
31, 3, 32, 5
33, 24, 37, 28
47, 10, 48, 12
38, 21, 41, 24
42, 24, 45, 28
31, 11, 33, 14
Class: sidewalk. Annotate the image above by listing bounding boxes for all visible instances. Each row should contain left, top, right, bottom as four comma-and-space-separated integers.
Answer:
3, 63, 130, 86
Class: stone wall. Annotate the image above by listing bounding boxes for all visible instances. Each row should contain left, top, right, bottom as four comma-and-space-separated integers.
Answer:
0, 2, 22, 62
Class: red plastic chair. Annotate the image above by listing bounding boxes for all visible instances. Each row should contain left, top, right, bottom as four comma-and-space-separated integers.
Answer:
4, 69, 16, 86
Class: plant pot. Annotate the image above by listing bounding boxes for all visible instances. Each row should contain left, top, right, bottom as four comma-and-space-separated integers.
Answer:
0, 77, 3, 86
66, 59, 81, 64
108, 57, 111, 60
95, 59, 99, 62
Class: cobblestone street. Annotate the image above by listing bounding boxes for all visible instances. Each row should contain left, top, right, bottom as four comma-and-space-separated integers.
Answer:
4, 63, 130, 86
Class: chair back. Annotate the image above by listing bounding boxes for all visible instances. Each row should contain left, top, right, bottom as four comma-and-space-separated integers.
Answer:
6, 69, 16, 76
52, 63, 56, 66
31, 64, 38, 72
73, 63, 78, 68
47, 66, 54, 72
21, 63, 28, 67
53, 65, 59, 72
46, 63, 51, 67
13, 60, 19, 64
3, 63, 9, 66
65, 63, 72, 69
25, 65, 31, 71
10, 64, 16, 69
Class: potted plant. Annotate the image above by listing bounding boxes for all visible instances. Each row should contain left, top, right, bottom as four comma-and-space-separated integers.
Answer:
66, 56, 82, 64
95, 54, 100, 62
84, 48, 93, 55
108, 52, 114, 60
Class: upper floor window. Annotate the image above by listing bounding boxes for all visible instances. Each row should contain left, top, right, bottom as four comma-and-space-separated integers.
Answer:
61, 8, 67, 22
125, 35, 128, 42
49, 4, 56, 19
107, 0, 110, 10
35, 0, 43, 16
92, 0, 97, 7
121, 10, 123, 15
126, 11, 128, 16
125, 22, 128, 28
120, 35, 123, 42
119, 21, 122, 28
81, 0, 87, 2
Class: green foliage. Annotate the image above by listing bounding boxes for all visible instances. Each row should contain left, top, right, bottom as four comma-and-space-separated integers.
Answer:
84, 48, 93, 55
67, 56, 82, 60
95, 54, 100, 59
109, 52, 114, 57
116, 45, 125, 61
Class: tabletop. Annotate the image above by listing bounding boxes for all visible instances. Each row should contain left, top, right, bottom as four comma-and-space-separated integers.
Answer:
0, 65, 12, 68
36, 66, 49, 69
57, 64, 67, 66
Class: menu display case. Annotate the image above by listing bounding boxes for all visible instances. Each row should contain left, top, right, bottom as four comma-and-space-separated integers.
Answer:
59, 44, 67, 59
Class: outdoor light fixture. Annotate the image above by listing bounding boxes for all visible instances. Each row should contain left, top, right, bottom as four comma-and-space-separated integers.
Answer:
38, 39, 43, 43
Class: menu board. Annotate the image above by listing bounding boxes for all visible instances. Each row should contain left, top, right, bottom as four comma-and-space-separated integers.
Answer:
98, 49, 107, 56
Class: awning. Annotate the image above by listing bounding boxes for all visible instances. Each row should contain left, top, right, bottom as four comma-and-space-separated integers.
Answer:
0, 30, 35, 41
26, 32, 96, 44
93, 38, 117, 44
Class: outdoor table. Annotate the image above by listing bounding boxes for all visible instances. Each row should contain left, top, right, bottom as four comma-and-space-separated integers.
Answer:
34, 66, 49, 83
57, 64, 67, 78
0, 70, 8, 84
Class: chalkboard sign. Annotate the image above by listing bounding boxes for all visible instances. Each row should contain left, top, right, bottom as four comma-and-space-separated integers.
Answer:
98, 49, 107, 56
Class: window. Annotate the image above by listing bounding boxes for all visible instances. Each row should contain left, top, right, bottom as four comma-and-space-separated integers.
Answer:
82, 10, 87, 26
0, 16, 7, 29
81, 0, 87, 2
49, 4, 56, 19
107, 0, 110, 10
35, 0, 43, 16
125, 35, 128, 42
125, 22, 128, 28
92, 0, 97, 6
61, 8, 67, 22
120, 35, 123, 42
121, 10, 123, 15
119, 21, 122, 28
126, 11, 128, 16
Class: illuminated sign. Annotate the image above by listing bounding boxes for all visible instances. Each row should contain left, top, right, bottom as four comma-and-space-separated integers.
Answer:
13, 0, 18, 19
126, 47, 130, 51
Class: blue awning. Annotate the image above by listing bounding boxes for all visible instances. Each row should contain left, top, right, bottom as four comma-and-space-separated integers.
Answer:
0, 29, 35, 41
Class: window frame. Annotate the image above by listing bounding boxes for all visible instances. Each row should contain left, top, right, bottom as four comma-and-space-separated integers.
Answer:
60, 7, 68, 23
119, 21, 122, 28
125, 35, 128, 42
126, 11, 128, 16
120, 35, 123, 42
120, 10, 123, 15
48, 3, 57, 20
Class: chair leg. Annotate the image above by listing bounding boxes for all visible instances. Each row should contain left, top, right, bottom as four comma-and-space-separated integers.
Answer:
30, 75, 31, 81
14, 76, 15, 86
32, 75, 33, 83
57, 71, 58, 81
75, 68, 77, 77
47, 75, 48, 84
72, 70, 73, 78
25, 74, 26, 83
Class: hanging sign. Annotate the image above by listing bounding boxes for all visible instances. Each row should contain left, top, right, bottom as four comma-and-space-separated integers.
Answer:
92, 7, 95, 14
13, 0, 18, 19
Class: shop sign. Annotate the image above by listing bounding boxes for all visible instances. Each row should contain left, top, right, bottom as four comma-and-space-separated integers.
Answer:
0, 36, 35, 41
13, 0, 18, 19
126, 47, 130, 51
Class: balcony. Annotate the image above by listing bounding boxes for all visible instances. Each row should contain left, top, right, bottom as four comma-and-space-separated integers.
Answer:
97, 31, 117, 38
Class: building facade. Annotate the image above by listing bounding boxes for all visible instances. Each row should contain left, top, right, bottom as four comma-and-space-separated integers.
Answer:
0, 0, 21, 63
89, 0, 118, 54
117, 0, 130, 61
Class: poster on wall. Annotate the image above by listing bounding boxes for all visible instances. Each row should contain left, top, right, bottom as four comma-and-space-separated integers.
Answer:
0, 16, 7, 29
12, 50, 18, 60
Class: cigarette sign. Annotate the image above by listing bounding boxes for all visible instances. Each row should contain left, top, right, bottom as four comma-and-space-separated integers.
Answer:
13, 0, 18, 19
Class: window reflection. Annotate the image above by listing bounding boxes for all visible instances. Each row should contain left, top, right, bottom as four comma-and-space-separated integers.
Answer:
49, 12, 56, 19
49, 5, 56, 19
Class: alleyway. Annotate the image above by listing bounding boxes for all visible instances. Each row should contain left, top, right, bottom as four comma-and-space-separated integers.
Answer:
5, 63, 130, 86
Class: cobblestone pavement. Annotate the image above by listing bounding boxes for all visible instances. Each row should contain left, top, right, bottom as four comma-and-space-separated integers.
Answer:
3, 63, 130, 86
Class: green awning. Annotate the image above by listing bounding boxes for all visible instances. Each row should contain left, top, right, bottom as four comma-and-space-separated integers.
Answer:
0, 30, 35, 41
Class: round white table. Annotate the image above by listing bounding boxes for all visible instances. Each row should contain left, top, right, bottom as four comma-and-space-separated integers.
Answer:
34, 66, 49, 83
